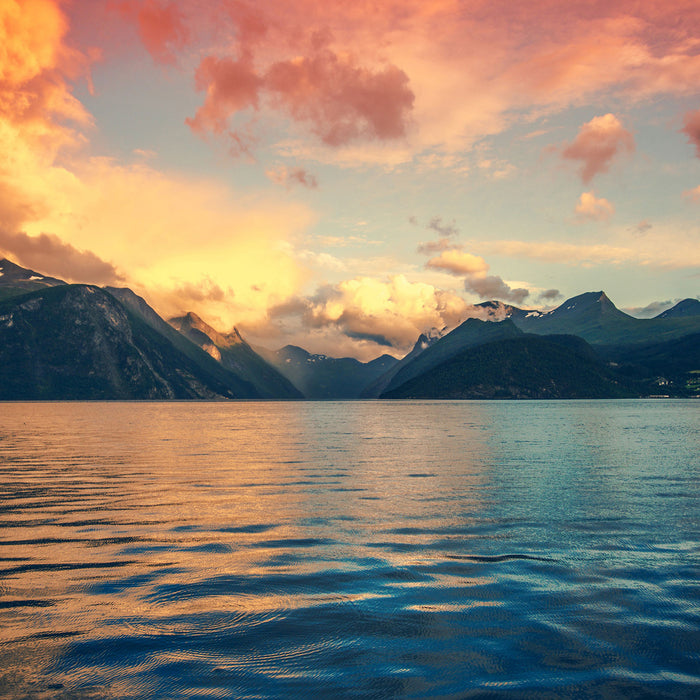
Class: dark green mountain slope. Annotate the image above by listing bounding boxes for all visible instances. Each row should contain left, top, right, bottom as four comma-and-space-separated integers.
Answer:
260, 345, 398, 399
361, 330, 442, 398
106, 286, 275, 396
379, 318, 523, 397
0, 258, 65, 301
513, 291, 700, 345
599, 332, 700, 397
169, 312, 302, 399
382, 334, 637, 399
0, 285, 259, 400
655, 298, 700, 319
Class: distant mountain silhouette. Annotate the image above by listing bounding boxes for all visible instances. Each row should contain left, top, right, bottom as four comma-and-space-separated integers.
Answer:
361, 329, 442, 398
169, 312, 302, 399
259, 345, 398, 399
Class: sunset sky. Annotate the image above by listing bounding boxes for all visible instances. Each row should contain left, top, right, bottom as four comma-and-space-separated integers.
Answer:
2, 0, 699, 358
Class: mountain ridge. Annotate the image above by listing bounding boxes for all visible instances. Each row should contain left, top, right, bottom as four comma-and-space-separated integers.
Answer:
0, 259, 697, 399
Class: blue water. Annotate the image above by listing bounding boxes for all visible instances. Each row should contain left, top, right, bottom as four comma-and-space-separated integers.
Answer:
0, 400, 698, 698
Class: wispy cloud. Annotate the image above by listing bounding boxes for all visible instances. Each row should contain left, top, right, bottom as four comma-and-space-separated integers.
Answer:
266, 164, 319, 189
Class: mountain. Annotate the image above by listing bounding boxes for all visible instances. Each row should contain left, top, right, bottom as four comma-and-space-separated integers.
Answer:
654, 298, 700, 319
0, 284, 261, 400
372, 318, 523, 398
260, 345, 398, 399
599, 331, 700, 397
510, 291, 700, 345
471, 300, 544, 322
0, 258, 66, 301
381, 334, 637, 400
360, 328, 443, 398
168, 312, 302, 399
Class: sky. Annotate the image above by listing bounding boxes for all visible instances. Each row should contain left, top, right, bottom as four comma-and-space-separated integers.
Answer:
1, 0, 699, 359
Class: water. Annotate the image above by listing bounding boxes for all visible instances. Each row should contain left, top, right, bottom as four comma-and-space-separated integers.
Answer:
0, 400, 698, 699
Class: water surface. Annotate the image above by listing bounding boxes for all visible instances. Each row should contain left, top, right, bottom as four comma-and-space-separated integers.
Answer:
0, 400, 698, 698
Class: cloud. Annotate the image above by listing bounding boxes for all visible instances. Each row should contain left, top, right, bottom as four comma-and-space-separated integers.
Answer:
561, 114, 635, 182
421, 241, 531, 304
426, 250, 489, 276
538, 288, 562, 302
464, 275, 530, 305
186, 54, 262, 135
187, 42, 414, 150
428, 216, 458, 237
634, 220, 652, 234
682, 108, 700, 157
114, 0, 190, 65
265, 49, 414, 146
107, 1, 700, 164
0, 0, 91, 144
170, 278, 227, 304
574, 191, 615, 222
0, 229, 123, 284
683, 185, 700, 202
287, 274, 469, 352
477, 232, 700, 269
416, 238, 458, 256
624, 299, 678, 318
266, 164, 318, 189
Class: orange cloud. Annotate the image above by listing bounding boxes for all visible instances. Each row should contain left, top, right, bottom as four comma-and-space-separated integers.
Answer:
426, 250, 489, 276
574, 191, 615, 222
683, 185, 700, 202
0, 229, 122, 284
561, 114, 635, 183
0, 0, 314, 331
0, 0, 91, 144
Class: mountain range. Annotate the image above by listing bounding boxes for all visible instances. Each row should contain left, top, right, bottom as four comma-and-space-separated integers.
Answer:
1, 259, 698, 400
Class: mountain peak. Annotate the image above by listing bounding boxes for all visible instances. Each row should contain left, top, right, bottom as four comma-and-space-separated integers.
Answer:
0, 258, 66, 289
656, 298, 700, 319
548, 291, 621, 317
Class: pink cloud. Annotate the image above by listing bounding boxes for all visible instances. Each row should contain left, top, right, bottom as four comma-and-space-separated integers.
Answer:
682, 109, 700, 158
561, 114, 635, 183
264, 49, 414, 146
186, 55, 262, 134
106, 1, 700, 159
114, 1, 189, 65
